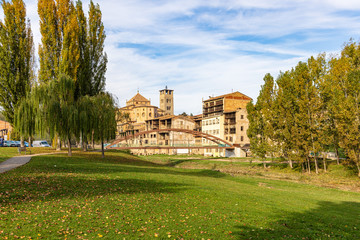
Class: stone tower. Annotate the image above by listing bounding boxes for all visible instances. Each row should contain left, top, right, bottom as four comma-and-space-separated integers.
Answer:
159, 86, 174, 115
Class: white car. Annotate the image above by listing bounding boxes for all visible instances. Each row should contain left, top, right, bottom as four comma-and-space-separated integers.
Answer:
33, 140, 51, 147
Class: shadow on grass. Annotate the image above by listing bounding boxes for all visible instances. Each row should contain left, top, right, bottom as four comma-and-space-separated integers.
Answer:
25, 155, 228, 179
234, 201, 360, 239
0, 175, 190, 206
0, 153, 229, 205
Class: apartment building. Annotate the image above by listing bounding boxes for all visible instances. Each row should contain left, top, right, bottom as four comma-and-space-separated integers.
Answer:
202, 91, 252, 157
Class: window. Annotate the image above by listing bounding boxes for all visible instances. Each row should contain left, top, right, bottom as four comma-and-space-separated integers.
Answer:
241, 126, 244, 131
213, 119, 215, 125
229, 137, 233, 142
167, 106, 171, 110
241, 136, 244, 141
149, 113, 152, 117
241, 115, 244, 119
142, 113, 145, 117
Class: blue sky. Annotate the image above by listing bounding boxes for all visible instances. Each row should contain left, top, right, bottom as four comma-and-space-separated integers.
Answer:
11, 0, 360, 114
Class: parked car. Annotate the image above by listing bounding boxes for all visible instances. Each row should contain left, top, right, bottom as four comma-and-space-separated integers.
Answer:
4, 140, 16, 147
14, 141, 21, 147
33, 140, 51, 147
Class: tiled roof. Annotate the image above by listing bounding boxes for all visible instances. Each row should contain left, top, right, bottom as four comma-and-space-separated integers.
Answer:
204, 91, 252, 102
128, 93, 150, 103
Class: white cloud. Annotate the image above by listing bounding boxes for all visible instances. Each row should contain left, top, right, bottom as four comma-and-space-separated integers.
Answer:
2, 0, 357, 114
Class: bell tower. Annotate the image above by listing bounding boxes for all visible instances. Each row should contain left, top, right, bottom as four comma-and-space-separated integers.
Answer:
159, 86, 174, 115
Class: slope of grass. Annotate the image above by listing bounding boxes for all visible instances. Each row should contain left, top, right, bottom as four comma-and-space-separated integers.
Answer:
0, 147, 67, 163
144, 156, 360, 192
0, 151, 360, 239
0, 147, 19, 163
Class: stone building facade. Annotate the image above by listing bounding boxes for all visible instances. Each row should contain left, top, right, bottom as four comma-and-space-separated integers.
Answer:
117, 92, 165, 136
202, 91, 252, 157
159, 86, 174, 115
116, 89, 252, 157
0, 120, 12, 140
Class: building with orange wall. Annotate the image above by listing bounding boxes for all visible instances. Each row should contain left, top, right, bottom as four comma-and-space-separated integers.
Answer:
0, 120, 13, 140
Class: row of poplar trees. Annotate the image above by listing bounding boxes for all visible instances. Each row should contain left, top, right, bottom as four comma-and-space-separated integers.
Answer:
0, 0, 117, 157
247, 41, 360, 176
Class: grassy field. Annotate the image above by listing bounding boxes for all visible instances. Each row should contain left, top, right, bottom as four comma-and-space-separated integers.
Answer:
0, 147, 63, 163
142, 155, 360, 192
0, 151, 360, 239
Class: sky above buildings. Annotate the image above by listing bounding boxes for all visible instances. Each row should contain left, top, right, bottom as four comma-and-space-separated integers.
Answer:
8, 0, 360, 114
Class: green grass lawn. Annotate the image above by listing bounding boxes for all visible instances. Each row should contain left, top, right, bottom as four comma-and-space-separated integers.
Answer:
1, 151, 360, 239
0, 147, 19, 163
143, 156, 360, 192
0, 147, 63, 163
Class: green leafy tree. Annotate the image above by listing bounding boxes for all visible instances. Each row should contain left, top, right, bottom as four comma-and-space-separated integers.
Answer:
37, 0, 60, 83
273, 71, 299, 168
88, 0, 107, 96
47, 74, 78, 156
247, 73, 275, 168
93, 93, 117, 158
331, 42, 360, 176
0, 0, 34, 126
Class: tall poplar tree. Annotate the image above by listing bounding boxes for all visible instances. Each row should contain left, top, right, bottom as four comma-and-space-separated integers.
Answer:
247, 73, 275, 168
274, 71, 299, 168
0, 0, 34, 126
88, 0, 107, 96
334, 42, 360, 176
37, 0, 59, 83
75, 0, 90, 98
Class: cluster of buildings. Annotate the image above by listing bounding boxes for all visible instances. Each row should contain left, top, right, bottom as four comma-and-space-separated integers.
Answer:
117, 87, 252, 157
0, 120, 12, 141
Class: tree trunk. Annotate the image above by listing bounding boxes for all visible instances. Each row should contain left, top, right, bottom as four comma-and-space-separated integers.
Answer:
57, 138, 61, 151
357, 154, 360, 177
336, 147, 340, 165
92, 131, 95, 150
28, 136, 32, 148
20, 136, 24, 148
314, 156, 319, 174
263, 160, 266, 168
82, 135, 87, 152
68, 138, 72, 157
80, 132, 83, 151
307, 157, 311, 173
323, 154, 327, 172
289, 159, 293, 168
101, 136, 104, 158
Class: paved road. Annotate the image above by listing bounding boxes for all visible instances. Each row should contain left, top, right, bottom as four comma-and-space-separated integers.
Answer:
0, 156, 32, 173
